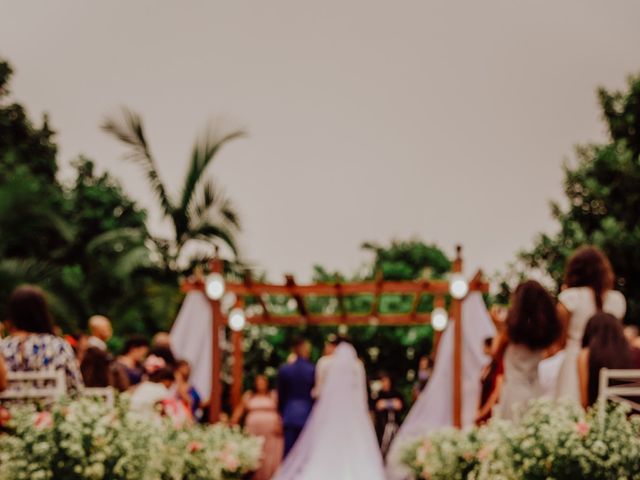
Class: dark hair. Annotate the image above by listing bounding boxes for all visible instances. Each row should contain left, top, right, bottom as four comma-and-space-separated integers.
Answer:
326, 333, 340, 345
582, 312, 632, 406
122, 335, 149, 354
564, 246, 614, 310
506, 280, 561, 350
291, 336, 307, 349
5, 285, 54, 334
149, 346, 176, 367
149, 366, 175, 384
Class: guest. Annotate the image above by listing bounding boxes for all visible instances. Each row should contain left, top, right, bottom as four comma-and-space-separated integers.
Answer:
312, 334, 339, 398
231, 375, 284, 480
175, 359, 201, 418
129, 354, 191, 426
81, 315, 128, 390
65, 332, 89, 363
277, 336, 315, 457
372, 371, 403, 458
578, 312, 634, 407
555, 246, 626, 402
493, 280, 562, 420
152, 331, 172, 349
538, 340, 566, 399
0, 285, 83, 392
412, 355, 432, 400
475, 337, 504, 424
116, 335, 149, 387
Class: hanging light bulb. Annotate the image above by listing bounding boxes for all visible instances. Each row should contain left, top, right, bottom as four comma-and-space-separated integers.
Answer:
205, 273, 225, 300
449, 273, 469, 299
228, 308, 246, 332
431, 307, 449, 331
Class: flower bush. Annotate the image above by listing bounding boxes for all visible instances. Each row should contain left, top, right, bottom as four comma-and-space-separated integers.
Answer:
0, 398, 263, 480
400, 400, 640, 480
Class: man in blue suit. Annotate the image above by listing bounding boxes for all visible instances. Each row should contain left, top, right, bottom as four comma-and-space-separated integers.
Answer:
277, 336, 315, 457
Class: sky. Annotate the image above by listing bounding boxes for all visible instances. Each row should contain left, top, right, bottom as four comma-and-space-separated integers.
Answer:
1, 1, 639, 282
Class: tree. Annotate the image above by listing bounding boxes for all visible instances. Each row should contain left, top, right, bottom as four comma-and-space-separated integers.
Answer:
102, 109, 245, 273
517, 73, 640, 322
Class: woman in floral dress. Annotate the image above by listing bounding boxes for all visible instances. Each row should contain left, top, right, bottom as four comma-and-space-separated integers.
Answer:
0, 285, 83, 393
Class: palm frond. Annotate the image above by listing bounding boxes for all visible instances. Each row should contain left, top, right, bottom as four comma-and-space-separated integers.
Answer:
189, 222, 239, 257
187, 179, 241, 231
180, 127, 245, 213
112, 245, 153, 278
102, 108, 174, 216
86, 227, 148, 254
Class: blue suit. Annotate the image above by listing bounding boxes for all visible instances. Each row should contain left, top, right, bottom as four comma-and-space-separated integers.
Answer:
277, 357, 315, 456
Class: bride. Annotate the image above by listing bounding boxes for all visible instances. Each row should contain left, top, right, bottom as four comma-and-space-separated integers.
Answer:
273, 341, 385, 480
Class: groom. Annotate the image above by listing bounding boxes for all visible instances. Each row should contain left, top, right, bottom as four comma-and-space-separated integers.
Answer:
277, 336, 315, 457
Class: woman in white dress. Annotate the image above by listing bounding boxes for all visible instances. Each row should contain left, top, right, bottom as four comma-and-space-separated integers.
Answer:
555, 246, 626, 403
493, 280, 562, 421
273, 342, 385, 480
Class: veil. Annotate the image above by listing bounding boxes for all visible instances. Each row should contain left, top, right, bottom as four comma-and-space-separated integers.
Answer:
386, 293, 496, 480
273, 343, 385, 480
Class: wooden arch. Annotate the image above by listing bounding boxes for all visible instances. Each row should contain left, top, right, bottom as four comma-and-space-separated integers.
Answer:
182, 245, 489, 426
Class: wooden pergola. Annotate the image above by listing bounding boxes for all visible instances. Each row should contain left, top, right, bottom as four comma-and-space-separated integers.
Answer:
182, 245, 489, 427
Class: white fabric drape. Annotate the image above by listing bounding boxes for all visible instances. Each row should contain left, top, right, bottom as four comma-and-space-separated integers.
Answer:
273, 343, 386, 480
386, 292, 495, 480
169, 291, 212, 402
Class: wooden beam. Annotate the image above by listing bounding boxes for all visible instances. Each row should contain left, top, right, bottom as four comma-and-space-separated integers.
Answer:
208, 254, 224, 424
244, 271, 270, 320
246, 313, 432, 326
285, 274, 308, 318
452, 245, 463, 429
230, 326, 244, 411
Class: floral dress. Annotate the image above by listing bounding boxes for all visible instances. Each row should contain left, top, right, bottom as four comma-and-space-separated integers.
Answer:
0, 333, 84, 393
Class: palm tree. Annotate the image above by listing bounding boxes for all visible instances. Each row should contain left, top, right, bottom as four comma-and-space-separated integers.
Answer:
102, 108, 245, 273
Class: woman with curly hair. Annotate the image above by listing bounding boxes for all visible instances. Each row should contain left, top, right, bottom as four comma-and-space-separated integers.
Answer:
555, 246, 626, 403
493, 280, 562, 420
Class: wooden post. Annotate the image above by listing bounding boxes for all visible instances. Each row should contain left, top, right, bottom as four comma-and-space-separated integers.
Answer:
209, 254, 224, 424
452, 245, 463, 428
230, 299, 245, 410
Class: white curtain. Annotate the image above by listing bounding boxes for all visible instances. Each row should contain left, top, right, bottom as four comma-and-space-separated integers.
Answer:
170, 291, 213, 402
386, 292, 496, 480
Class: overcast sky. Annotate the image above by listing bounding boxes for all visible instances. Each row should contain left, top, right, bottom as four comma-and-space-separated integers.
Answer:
2, 1, 639, 282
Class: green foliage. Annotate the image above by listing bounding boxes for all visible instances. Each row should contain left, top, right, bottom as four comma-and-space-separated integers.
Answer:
513, 73, 640, 322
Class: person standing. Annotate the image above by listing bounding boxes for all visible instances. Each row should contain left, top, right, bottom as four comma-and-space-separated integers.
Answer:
493, 280, 562, 421
231, 374, 284, 480
312, 334, 339, 398
555, 246, 626, 403
372, 371, 404, 458
277, 337, 315, 457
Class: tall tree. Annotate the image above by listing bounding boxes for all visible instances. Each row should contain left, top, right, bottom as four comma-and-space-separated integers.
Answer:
102, 109, 245, 273
517, 73, 640, 321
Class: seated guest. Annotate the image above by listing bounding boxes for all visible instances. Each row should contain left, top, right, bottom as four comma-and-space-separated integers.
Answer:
130, 355, 191, 426
81, 315, 128, 391
0, 285, 83, 392
578, 312, 634, 408
116, 336, 149, 387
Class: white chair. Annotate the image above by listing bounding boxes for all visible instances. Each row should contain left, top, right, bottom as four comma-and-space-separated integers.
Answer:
83, 386, 116, 407
0, 370, 67, 403
597, 368, 640, 422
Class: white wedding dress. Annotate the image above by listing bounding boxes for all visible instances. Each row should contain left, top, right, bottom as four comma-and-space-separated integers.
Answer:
273, 343, 385, 480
